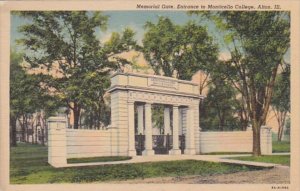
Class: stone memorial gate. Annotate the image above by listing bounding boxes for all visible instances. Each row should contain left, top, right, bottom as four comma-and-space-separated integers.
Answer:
48, 72, 272, 167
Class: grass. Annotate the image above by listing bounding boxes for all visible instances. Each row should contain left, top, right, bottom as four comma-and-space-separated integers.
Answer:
229, 155, 290, 166
272, 141, 290, 153
202, 152, 251, 155
67, 156, 132, 163
10, 143, 265, 184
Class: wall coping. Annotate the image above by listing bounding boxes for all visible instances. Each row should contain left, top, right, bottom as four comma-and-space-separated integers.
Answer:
110, 72, 199, 86
47, 116, 67, 122
108, 85, 204, 99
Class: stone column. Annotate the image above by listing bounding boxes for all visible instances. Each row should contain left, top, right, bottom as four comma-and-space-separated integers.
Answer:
127, 101, 136, 156
137, 105, 144, 135
143, 103, 155, 155
170, 105, 181, 155
178, 108, 182, 133
164, 106, 171, 135
185, 106, 196, 155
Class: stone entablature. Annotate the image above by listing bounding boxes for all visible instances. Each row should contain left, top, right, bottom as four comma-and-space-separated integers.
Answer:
109, 72, 203, 99
128, 91, 199, 106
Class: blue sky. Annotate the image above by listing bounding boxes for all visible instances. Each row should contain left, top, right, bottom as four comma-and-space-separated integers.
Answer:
11, 11, 290, 62
11, 11, 224, 51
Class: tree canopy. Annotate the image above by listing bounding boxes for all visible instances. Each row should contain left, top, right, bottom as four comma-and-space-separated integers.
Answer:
142, 16, 218, 80
271, 62, 290, 141
192, 11, 290, 156
16, 11, 136, 129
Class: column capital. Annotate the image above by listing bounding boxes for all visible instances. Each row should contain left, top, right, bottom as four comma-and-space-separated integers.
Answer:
145, 102, 152, 107
173, 104, 180, 108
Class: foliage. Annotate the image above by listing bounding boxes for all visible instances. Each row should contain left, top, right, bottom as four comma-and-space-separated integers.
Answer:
10, 143, 263, 184
142, 16, 218, 80
16, 11, 136, 129
192, 11, 290, 156
10, 49, 61, 145
151, 105, 166, 134
201, 78, 241, 131
272, 63, 290, 113
271, 63, 290, 141
10, 50, 40, 118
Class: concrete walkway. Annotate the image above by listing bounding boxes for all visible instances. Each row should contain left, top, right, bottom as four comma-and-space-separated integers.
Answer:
63, 153, 290, 168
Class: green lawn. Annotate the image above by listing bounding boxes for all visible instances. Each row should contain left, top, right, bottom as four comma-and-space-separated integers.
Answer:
10, 143, 265, 184
67, 156, 132, 163
202, 152, 251, 155
229, 155, 290, 166
272, 141, 290, 153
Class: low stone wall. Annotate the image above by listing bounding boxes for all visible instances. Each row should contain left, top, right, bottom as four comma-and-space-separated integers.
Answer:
66, 128, 126, 158
199, 127, 272, 155
47, 117, 128, 167
48, 117, 272, 168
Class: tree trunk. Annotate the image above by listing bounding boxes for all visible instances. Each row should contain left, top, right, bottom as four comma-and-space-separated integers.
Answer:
252, 122, 261, 156
10, 116, 17, 147
44, 118, 48, 145
73, 102, 81, 129
35, 124, 38, 144
220, 113, 225, 131
20, 115, 26, 142
276, 111, 287, 142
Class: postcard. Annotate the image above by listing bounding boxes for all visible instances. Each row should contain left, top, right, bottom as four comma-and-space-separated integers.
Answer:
0, 0, 299, 191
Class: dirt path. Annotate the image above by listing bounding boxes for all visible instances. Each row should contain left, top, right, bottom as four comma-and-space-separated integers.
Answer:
107, 166, 289, 184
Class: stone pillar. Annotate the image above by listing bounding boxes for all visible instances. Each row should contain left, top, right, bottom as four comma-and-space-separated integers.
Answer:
47, 116, 67, 167
179, 108, 182, 133
143, 103, 154, 155
193, 101, 201, 154
164, 106, 171, 135
170, 105, 181, 155
128, 101, 136, 156
261, 126, 273, 155
137, 105, 144, 135
110, 90, 129, 156
185, 106, 196, 155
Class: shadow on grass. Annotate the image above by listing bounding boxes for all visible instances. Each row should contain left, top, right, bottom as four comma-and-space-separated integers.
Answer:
67, 156, 132, 164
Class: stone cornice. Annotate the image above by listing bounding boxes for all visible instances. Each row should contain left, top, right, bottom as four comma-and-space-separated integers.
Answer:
107, 85, 205, 99
110, 72, 199, 86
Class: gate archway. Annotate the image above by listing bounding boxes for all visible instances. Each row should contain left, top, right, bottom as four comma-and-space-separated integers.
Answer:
107, 72, 203, 156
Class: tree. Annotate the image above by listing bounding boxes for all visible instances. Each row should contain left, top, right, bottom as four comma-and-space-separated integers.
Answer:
142, 16, 218, 80
193, 11, 290, 156
271, 63, 290, 141
10, 50, 41, 145
10, 50, 24, 146
152, 105, 165, 134
17, 11, 136, 129
142, 16, 219, 134
201, 78, 240, 131
10, 48, 62, 146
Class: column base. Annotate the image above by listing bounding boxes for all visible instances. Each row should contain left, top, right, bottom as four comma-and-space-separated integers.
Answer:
169, 149, 181, 155
184, 148, 196, 155
142, 149, 155, 156
128, 150, 137, 156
